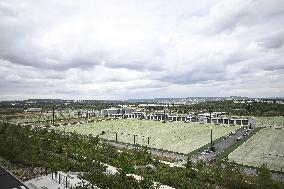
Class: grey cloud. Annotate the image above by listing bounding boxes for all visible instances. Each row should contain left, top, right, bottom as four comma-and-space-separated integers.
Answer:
53, 89, 81, 95
189, 0, 284, 35
258, 31, 284, 49
263, 59, 284, 71
104, 59, 162, 71
1, 50, 103, 70
162, 68, 231, 85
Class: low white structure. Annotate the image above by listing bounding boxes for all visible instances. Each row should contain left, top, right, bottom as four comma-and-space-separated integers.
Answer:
25, 164, 175, 189
24, 108, 42, 113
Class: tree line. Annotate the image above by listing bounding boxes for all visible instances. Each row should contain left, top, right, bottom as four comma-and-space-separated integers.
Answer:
177, 101, 284, 117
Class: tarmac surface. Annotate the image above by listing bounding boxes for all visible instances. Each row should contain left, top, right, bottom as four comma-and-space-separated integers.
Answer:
0, 166, 28, 189
193, 127, 254, 161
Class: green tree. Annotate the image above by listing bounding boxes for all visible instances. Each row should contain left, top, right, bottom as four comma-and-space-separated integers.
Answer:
256, 164, 276, 189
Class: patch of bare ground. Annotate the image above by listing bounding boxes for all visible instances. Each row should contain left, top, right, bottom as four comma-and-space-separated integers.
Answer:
0, 157, 48, 181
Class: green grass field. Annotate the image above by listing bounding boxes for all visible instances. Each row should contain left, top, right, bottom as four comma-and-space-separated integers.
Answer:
228, 128, 284, 171
254, 116, 284, 126
7, 112, 78, 124
55, 119, 241, 154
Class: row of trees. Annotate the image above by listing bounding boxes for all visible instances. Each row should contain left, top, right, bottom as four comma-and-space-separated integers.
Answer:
140, 100, 284, 117
0, 122, 283, 188
177, 101, 284, 116
0, 100, 138, 112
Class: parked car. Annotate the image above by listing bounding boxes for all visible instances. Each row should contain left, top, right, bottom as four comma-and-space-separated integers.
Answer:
236, 137, 242, 141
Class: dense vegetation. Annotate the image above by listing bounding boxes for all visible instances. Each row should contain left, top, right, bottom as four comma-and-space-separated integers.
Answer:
0, 123, 283, 188
176, 101, 284, 117
0, 100, 133, 112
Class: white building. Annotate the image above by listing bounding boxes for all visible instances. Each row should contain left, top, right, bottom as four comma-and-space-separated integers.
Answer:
100, 108, 136, 116
24, 108, 42, 113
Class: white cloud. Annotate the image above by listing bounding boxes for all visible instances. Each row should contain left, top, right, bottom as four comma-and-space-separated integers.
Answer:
0, 0, 284, 100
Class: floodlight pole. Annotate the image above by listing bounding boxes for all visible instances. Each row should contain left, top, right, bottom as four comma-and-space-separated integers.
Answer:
65, 175, 68, 188
210, 129, 213, 148
147, 137, 150, 145
115, 132, 118, 142
163, 109, 166, 123
52, 106, 55, 126
209, 109, 212, 125
209, 108, 213, 149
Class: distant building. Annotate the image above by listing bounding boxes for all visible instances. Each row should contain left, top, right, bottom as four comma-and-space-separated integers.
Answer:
100, 108, 136, 116
24, 108, 42, 113
198, 112, 228, 118
138, 104, 169, 108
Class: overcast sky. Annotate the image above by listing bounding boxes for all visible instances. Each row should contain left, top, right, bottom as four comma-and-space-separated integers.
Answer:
0, 0, 284, 100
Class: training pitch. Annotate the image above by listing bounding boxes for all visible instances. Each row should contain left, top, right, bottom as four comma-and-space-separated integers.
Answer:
254, 116, 284, 126
7, 112, 78, 124
55, 119, 241, 154
228, 128, 284, 171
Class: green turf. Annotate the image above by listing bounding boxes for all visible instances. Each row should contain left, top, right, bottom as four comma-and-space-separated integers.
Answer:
8, 112, 77, 124
228, 128, 284, 171
254, 116, 284, 126
216, 128, 262, 161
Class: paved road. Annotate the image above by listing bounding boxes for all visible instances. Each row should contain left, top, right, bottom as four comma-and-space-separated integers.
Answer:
104, 140, 188, 161
0, 166, 28, 189
193, 127, 254, 161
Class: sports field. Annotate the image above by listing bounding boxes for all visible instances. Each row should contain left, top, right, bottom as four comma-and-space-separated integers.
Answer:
254, 116, 284, 126
7, 112, 78, 124
228, 128, 284, 171
55, 119, 241, 154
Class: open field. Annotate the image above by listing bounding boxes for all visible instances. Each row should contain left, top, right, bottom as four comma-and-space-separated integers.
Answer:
3, 112, 78, 124
55, 119, 241, 154
228, 128, 284, 171
254, 116, 284, 126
